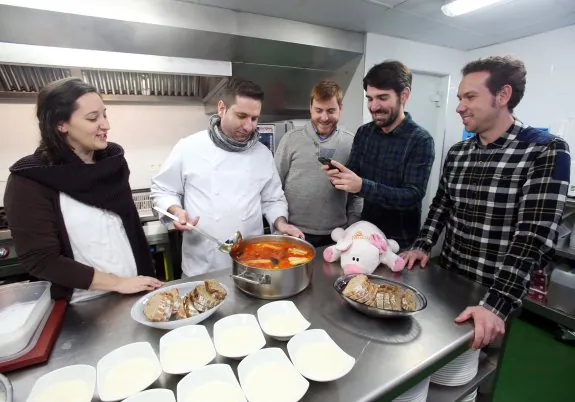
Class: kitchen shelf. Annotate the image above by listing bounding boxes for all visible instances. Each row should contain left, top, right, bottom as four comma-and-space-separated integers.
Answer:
522, 298, 575, 331
555, 246, 575, 260
427, 352, 497, 402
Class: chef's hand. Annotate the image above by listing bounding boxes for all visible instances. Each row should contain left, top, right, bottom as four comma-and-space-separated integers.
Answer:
399, 249, 429, 269
322, 160, 362, 194
168, 205, 199, 231
274, 218, 305, 239
455, 306, 505, 349
115, 276, 163, 294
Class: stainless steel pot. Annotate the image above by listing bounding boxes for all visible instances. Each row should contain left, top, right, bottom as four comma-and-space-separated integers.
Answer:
229, 235, 316, 300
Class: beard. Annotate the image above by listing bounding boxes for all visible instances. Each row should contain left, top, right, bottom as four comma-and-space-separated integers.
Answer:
370, 99, 401, 128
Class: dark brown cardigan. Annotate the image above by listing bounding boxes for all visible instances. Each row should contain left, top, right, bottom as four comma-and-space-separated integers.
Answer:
5, 175, 103, 299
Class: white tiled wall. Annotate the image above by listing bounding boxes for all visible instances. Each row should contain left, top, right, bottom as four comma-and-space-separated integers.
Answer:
468, 24, 575, 150
364, 32, 467, 152
0, 102, 210, 205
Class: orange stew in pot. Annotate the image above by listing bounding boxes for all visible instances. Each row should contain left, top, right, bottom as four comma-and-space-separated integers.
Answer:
235, 242, 313, 269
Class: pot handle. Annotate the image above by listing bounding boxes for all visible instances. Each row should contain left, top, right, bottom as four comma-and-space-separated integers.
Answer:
231, 272, 271, 285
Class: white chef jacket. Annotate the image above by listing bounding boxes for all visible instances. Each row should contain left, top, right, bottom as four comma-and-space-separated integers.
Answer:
151, 130, 288, 277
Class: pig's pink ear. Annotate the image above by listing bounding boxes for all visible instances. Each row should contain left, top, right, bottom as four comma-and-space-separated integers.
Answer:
369, 233, 388, 253
335, 237, 353, 252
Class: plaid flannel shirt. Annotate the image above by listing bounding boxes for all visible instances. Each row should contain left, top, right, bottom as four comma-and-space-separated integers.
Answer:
347, 112, 435, 249
412, 120, 570, 320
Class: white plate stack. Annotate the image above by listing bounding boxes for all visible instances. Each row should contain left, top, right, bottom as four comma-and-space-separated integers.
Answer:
430, 349, 480, 386
461, 388, 478, 402
392, 377, 430, 402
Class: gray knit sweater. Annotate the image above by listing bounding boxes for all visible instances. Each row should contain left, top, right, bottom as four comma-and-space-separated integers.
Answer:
274, 122, 363, 235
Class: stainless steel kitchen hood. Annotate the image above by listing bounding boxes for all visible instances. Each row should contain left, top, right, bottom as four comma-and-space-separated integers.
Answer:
0, 42, 231, 103
0, 62, 226, 103
0, 0, 364, 115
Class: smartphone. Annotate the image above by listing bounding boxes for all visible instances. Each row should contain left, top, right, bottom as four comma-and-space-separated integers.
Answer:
318, 156, 338, 171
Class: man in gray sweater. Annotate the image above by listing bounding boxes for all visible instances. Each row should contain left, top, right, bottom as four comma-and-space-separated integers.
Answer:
275, 81, 363, 247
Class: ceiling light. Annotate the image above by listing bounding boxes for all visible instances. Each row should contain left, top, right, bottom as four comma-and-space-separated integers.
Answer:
441, 0, 505, 17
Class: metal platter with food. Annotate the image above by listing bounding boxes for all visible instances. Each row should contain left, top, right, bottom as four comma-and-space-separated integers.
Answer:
130, 280, 229, 330
333, 274, 427, 318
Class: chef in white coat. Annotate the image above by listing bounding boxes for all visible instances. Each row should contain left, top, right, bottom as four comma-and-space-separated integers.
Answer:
151, 78, 304, 277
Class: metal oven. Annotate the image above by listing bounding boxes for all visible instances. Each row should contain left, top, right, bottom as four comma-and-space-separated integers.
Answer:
0, 208, 28, 284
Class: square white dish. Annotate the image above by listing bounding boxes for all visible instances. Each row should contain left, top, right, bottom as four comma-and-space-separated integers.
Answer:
0, 281, 52, 359
160, 325, 216, 374
26, 364, 95, 402
213, 314, 266, 359
130, 281, 228, 330
123, 389, 176, 402
237, 347, 309, 402
287, 329, 355, 382
96, 342, 162, 401
176, 363, 246, 402
256, 301, 311, 341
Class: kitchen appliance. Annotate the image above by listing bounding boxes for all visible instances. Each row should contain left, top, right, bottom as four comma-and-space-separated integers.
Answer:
0, 208, 27, 283
134, 191, 175, 281
257, 121, 305, 155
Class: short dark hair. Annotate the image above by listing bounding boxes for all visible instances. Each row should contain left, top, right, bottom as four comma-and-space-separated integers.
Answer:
363, 60, 412, 95
222, 77, 264, 106
461, 56, 526, 112
37, 77, 100, 164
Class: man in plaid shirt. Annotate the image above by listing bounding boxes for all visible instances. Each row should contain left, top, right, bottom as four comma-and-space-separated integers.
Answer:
325, 61, 435, 249
402, 56, 570, 349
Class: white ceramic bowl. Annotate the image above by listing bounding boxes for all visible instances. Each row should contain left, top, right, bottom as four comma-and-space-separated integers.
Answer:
256, 301, 311, 341
26, 364, 96, 402
177, 364, 246, 402
287, 329, 355, 382
237, 348, 309, 402
131, 281, 228, 330
123, 389, 176, 402
160, 325, 216, 374
96, 342, 162, 401
213, 314, 266, 359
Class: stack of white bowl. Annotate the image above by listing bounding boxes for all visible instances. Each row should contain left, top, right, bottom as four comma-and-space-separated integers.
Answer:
461, 388, 478, 402
392, 377, 430, 402
430, 349, 480, 386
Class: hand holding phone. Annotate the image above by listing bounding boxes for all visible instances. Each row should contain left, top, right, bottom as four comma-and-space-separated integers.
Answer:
318, 156, 338, 171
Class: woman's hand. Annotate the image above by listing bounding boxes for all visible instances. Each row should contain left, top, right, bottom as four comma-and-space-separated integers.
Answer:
90, 271, 162, 294
114, 276, 163, 294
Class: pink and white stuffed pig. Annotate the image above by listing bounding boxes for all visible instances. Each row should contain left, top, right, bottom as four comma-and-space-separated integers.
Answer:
323, 221, 406, 275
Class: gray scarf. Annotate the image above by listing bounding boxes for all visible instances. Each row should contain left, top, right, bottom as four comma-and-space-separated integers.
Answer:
208, 114, 260, 152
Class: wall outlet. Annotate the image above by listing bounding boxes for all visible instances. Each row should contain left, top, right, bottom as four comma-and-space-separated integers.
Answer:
149, 163, 162, 171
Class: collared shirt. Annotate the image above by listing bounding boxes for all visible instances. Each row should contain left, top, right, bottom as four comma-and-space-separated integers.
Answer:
347, 112, 435, 249
412, 120, 570, 320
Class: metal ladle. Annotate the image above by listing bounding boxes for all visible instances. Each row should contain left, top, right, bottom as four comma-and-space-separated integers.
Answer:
153, 207, 242, 253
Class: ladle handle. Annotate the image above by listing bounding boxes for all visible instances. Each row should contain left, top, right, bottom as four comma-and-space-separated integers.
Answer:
153, 207, 226, 247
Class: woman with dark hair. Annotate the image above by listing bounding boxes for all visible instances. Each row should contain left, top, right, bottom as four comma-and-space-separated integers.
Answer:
4, 77, 162, 302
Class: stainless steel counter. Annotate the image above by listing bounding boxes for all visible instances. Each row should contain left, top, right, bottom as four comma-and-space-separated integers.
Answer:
7, 254, 487, 402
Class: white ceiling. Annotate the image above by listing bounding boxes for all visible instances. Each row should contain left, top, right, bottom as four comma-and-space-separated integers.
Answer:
178, 0, 575, 50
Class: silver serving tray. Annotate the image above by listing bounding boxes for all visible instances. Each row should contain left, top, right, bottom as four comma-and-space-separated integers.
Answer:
333, 274, 427, 318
